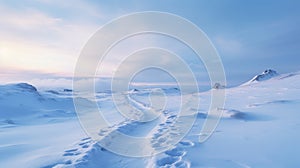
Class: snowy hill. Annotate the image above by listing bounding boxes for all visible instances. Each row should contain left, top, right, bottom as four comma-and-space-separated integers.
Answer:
0, 71, 300, 167
243, 69, 279, 85
0, 83, 76, 124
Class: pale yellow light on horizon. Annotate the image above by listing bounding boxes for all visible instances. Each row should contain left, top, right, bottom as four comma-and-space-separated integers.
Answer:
0, 40, 77, 76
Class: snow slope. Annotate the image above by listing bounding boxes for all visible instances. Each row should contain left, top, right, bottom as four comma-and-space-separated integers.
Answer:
242, 69, 279, 85
0, 71, 300, 168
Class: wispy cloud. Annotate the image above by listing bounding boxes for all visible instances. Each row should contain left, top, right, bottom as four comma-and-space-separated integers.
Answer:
0, 1, 103, 76
1, 0, 299, 87
34, 0, 105, 20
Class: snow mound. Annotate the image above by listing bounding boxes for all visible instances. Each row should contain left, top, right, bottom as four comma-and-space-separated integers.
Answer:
0, 83, 38, 93
0, 83, 76, 124
243, 69, 279, 85
250, 69, 278, 82
13, 83, 38, 92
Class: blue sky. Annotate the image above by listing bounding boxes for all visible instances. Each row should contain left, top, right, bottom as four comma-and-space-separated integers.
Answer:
0, 0, 299, 88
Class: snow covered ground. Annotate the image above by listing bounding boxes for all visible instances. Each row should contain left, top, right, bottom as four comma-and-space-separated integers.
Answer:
0, 71, 300, 168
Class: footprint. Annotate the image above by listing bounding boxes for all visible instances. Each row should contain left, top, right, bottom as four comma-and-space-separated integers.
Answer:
152, 143, 161, 148
81, 137, 91, 141
63, 148, 81, 156
154, 140, 192, 167
174, 160, 190, 168
79, 142, 88, 146
63, 153, 75, 156
98, 129, 110, 136
155, 144, 189, 167
165, 147, 186, 157
153, 133, 163, 139
65, 160, 72, 165
81, 144, 89, 148
167, 115, 177, 119
158, 137, 167, 143
65, 149, 78, 153
169, 132, 180, 136
158, 128, 167, 132
156, 156, 180, 167
61, 136, 94, 164
78, 138, 93, 149
179, 140, 194, 147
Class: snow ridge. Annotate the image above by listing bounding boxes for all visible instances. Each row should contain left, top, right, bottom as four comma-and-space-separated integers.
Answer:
243, 69, 279, 85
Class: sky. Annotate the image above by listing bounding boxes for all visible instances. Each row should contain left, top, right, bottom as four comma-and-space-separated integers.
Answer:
0, 0, 299, 89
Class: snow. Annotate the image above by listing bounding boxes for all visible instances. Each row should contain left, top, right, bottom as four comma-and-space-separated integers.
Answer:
242, 69, 279, 85
0, 71, 300, 167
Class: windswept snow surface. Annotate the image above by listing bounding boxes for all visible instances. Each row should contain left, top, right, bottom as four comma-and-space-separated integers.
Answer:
0, 71, 300, 167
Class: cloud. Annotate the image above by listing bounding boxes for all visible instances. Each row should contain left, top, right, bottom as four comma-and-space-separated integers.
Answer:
0, 1, 102, 76
33, 0, 105, 20
0, 7, 62, 31
0, 1, 209, 83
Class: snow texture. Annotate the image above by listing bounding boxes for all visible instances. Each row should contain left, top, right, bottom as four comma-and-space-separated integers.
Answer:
0, 70, 300, 167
